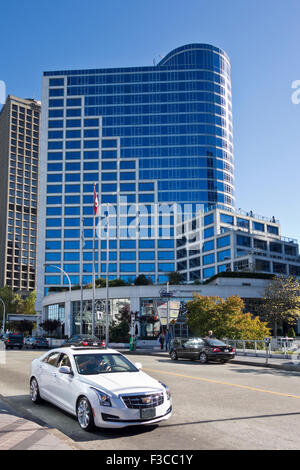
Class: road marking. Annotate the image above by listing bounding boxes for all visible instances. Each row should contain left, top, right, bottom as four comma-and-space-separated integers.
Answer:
144, 368, 300, 400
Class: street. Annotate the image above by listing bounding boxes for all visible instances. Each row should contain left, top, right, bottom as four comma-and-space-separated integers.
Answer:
1, 349, 300, 450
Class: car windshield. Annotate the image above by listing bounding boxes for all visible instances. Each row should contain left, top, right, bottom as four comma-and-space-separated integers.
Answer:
74, 353, 138, 375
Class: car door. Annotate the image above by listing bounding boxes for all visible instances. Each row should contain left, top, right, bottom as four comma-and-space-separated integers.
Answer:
184, 339, 206, 359
52, 353, 78, 414
177, 339, 191, 359
40, 350, 61, 404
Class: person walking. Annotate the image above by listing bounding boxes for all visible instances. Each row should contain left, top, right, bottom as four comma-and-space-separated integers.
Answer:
159, 331, 165, 350
208, 330, 214, 338
165, 329, 171, 351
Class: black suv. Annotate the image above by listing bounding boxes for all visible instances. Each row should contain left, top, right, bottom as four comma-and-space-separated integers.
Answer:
61, 334, 106, 348
2, 333, 24, 350
169, 337, 235, 364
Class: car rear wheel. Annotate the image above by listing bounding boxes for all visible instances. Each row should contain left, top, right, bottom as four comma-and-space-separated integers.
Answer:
199, 352, 208, 364
30, 377, 42, 404
77, 397, 95, 432
170, 350, 178, 361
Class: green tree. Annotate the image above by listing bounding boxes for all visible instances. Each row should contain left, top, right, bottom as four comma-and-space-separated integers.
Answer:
186, 294, 270, 340
0, 287, 25, 324
18, 320, 34, 335
168, 271, 183, 285
23, 291, 36, 314
134, 274, 153, 285
261, 275, 300, 336
40, 320, 60, 336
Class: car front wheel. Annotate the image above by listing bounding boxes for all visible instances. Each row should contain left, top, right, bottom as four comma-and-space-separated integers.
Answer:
199, 352, 208, 364
30, 377, 42, 404
170, 350, 178, 361
77, 397, 95, 431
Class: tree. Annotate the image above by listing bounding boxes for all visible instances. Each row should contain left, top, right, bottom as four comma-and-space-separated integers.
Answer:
40, 320, 60, 336
23, 291, 36, 314
0, 286, 24, 318
168, 271, 183, 285
261, 275, 300, 336
109, 278, 128, 287
18, 320, 34, 335
186, 294, 270, 340
134, 275, 153, 286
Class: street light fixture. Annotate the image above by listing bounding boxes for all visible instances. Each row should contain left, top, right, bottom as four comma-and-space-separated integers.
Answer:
45, 264, 72, 292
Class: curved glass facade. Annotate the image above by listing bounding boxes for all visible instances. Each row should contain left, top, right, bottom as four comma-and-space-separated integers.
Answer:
45, 43, 234, 210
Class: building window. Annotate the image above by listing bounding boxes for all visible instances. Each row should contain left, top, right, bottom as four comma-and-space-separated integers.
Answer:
220, 213, 234, 225
236, 235, 251, 247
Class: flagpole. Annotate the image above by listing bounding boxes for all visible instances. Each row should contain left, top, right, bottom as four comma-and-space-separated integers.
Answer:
105, 220, 109, 346
80, 216, 83, 335
92, 183, 97, 336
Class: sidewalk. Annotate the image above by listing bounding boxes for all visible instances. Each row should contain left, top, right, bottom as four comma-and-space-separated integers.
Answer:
0, 398, 77, 450
122, 347, 300, 373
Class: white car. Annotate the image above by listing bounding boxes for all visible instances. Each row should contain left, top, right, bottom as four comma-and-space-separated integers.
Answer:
30, 346, 172, 431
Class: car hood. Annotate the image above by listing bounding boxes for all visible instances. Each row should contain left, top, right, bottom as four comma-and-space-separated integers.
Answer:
78, 371, 163, 397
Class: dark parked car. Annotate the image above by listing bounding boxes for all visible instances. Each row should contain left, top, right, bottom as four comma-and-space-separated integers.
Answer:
61, 334, 106, 348
169, 337, 235, 364
24, 336, 49, 349
2, 333, 24, 350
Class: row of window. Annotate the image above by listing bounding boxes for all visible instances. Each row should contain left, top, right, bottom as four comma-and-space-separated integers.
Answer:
48, 140, 117, 150
120, 145, 233, 161
63, 80, 226, 96
49, 118, 99, 128
47, 134, 232, 152
45, 250, 174, 261
139, 157, 234, 172
83, 102, 231, 119
217, 213, 279, 235
46, 239, 174, 250
51, 69, 227, 86
48, 150, 117, 160
102, 112, 229, 127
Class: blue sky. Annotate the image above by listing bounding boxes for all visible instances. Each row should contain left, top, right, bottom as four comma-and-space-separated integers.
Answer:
1, 0, 300, 241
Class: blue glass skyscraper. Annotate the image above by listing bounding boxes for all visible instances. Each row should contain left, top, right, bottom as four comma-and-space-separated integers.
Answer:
37, 43, 234, 306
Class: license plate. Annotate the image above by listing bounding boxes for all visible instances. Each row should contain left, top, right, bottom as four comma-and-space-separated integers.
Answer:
224, 349, 229, 352
140, 408, 156, 420
93, 342, 98, 346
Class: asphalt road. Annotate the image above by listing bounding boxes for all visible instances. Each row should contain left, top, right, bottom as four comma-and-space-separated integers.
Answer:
1, 349, 300, 450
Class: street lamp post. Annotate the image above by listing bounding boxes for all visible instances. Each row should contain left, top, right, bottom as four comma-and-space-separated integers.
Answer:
46, 265, 72, 292
0, 297, 6, 334
44, 265, 72, 336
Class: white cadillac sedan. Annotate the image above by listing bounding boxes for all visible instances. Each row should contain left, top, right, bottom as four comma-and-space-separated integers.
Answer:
30, 346, 172, 431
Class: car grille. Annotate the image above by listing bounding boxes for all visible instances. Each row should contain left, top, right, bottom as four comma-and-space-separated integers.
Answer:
121, 393, 164, 409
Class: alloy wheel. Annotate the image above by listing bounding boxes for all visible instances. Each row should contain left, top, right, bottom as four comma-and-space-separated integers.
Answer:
199, 352, 208, 364
30, 378, 41, 403
77, 397, 94, 431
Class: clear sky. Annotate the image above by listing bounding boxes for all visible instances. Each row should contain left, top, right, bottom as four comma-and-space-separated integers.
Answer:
1, 0, 299, 242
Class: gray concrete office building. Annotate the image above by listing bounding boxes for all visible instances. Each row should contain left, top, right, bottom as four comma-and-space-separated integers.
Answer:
0, 95, 41, 292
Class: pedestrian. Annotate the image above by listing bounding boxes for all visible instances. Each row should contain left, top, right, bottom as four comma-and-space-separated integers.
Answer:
208, 330, 213, 338
165, 329, 171, 351
159, 331, 165, 350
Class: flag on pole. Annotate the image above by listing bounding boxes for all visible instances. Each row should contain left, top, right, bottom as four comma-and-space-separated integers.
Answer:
94, 184, 99, 215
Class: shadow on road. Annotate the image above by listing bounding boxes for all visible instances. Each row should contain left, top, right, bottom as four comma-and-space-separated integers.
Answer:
1, 394, 160, 442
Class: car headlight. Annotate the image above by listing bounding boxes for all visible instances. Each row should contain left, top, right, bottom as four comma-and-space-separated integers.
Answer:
91, 387, 112, 407
160, 382, 171, 400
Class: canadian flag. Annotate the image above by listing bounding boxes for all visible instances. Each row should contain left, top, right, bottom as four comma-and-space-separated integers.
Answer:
94, 185, 99, 215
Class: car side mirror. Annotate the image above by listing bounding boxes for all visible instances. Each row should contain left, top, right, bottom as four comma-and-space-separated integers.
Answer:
135, 362, 142, 370
58, 366, 73, 376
